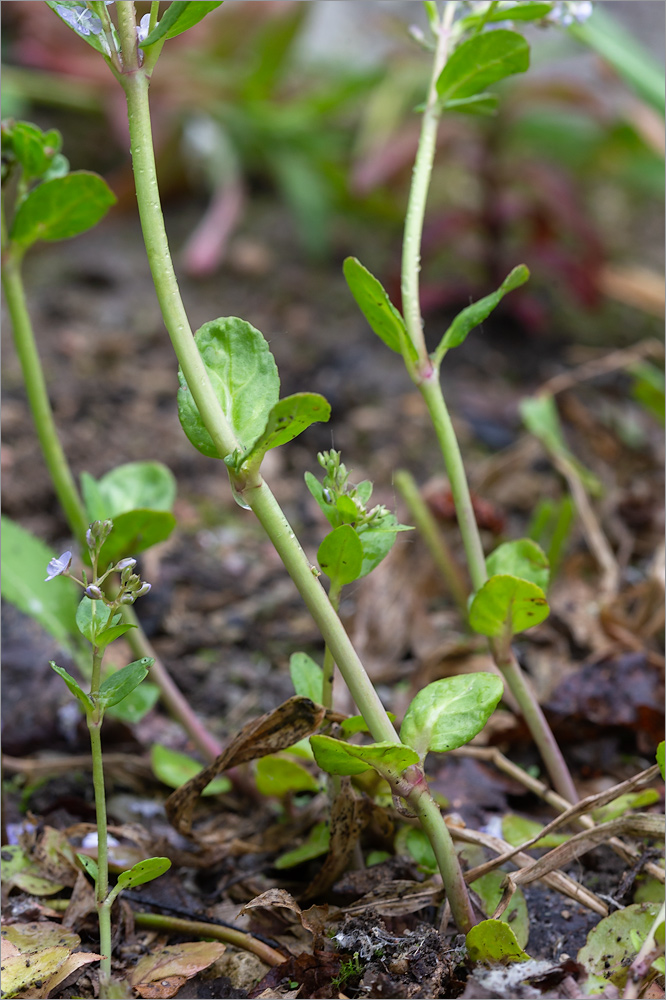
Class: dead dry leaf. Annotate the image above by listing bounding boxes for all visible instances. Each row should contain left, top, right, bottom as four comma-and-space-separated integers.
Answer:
239, 889, 303, 921
130, 940, 226, 993
134, 975, 188, 999
301, 780, 366, 901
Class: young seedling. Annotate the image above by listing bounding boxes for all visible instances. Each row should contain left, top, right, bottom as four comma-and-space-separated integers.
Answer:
46, 520, 170, 997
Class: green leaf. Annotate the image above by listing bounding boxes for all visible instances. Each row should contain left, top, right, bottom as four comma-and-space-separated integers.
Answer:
1, 516, 80, 653
520, 394, 602, 495
177, 317, 279, 459
466, 918, 531, 964
335, 495, 359, 524
442, 93, 499, 116
357, 517, 408, 578
94, 621, 138, 650
8, 121, 62, 182
140, 1, 223, 47
340, 712, 396, 739
45, 1, 120, 56
305, 471, 340, 528
578, 903, 661, 995
274, 821, 330, 869
310, 735, 419, 780
502, 813, 570, 849
433, 265, 529, 362
459, 2, 553, 31
631, 362, 665, 424
229, 393, 331, 474
289, 652, 323, 702
49, 661, 93, 712
88, 462, 177, 518
437, 30, 529, 105
592, 789, 660, 824
150, 744, 231, 796
10, 172, 116, 252
395, 825, 437, 872
80, 471, 107, 521
107, 682, 160, 725
469, 574, 550, 638
343, 257, 415, 359
75, 597, 113, 643
255, 755, 319, 797
400, 673, 503, 757
115, 857, 171, 891
471, 871, 530, 949
486, 539, 550, 591
98, 657, 153, 709
657, 742, 665, 780
98, 509, 177, 566
76, 853, 99, 884
317, 524, 364, 586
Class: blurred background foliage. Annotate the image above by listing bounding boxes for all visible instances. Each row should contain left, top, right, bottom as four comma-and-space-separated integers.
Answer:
1, 0, 664, 347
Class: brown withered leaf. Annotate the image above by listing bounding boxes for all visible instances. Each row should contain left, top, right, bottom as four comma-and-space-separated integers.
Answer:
345, 879, 443, 918
239, 889, 303, 921
250, 951, 341, 1000
301, 780, 367, 902
134, 977, 188, 999
165, 697, 326, 836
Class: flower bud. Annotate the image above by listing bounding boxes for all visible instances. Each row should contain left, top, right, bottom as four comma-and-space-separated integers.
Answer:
84, 584, 104, 600
116, 557, 137, 572
119, 592, 135, 605
135, 582, 152, 598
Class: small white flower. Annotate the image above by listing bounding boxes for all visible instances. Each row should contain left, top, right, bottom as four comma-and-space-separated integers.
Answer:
45, 550, 72, 581
136, 12, 152, 43
55, 3, 103, 36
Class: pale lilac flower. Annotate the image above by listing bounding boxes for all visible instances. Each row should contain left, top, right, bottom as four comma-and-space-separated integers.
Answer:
55, 4, 103, 36
135, 583, 152, 598
136, 12, 152, 44
84, 584, 104, 600
45, 550, 72, 581
116, 557, 137, 571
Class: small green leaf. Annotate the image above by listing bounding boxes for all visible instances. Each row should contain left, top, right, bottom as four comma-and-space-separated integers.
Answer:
305, 471, 339, 528
471, 872, 530, 949
49, 662, 93, 712
274, 821, 330, 869
433, 265, 529, 362
76, 853, 99, 884
310, 735, 419, 780
469, 575, 550, 638
631, 362, 665, 424
98, 510, 177, 566
592, 789, 660, 824
8, 121, 62, 182
89, 462, 177, 517
657, 742, 665, 780
578, 903, 661, 995
357, 519, 407, 578
1, 516, 80, 653
317, 524, 364, 586
140, 1, 223, 47
459, 2, 553, 31
289, 652, 323, 702
75, 597, 113, 643
502, 814, 570, 849
107, 682, 160, 725
400, 674, 503, 757
177, 317, 279, 459
395, 825, 437, 872
466, 919, 531, 964
436, 30, 530, 105
255, 755, 319, 797
229, 393, 331, 474
98, 658, 153, 709
94, 621, 138, 650
10, 172, 116, 251
486, 539, 550, 591
115, 857, 171, 891
150, 744, 232, 796
343, 257, 416, 359
442, 93, 499, 115
340, 712, 396, 739
335, 495, 360, 524
520, 395, 602, 495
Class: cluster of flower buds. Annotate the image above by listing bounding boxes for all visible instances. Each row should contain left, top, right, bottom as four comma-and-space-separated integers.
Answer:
45, 521, 151, 606
317, 450, 392, 529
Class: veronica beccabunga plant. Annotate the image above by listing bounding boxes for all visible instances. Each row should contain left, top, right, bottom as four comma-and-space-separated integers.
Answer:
46, 520, 170, 996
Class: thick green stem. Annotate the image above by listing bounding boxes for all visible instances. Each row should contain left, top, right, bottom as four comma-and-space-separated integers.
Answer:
321, 581, 342, 710
1, 239, 89, 543
491, 641, 578, 803
406, 775, 476, 933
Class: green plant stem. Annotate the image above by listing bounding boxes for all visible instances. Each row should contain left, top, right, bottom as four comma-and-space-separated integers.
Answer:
321, 581, 342, 710
394, 468, 469, 619
132, 912, 286, 966
400, 1, 456, 364
87, 707, 111, 989
1, 223, 89, 543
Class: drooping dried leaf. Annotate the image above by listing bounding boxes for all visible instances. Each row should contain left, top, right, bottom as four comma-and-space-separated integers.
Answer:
239, 889, 303, 920
301, 780, 367, 901
165, 697, 326, 835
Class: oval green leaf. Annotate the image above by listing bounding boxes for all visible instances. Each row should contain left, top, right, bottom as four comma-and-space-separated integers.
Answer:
317, 524, 364, 586
310, 734, 419, 780
151, 744, 232, 796
486, 539, 550, 591
94, 621, 138, 650
436, 30, 530, 104
115, 856, 172, 891
98, 657, 153, 709
8, 121, 62, 182
107, 681, 160, 725
469, 574, 550, 638
177, 317, 279, 459
76, 853, 99, 884
289, 652, 323, 702
140, 1, 223, 47
434, 265, 529, 362
466, 918, 531, 964
10, 171, 116, 251
76, 598, 113, 643
255, 755, 319, 797
343, 256, 415, 359
471, 872, 530, 949
274, 821, 330, 869
230, 393, 331, 474
87, 462, 176, 518
400, 673, 503, 757
340, 712, 396, 739
98, 509, 177, 565
578, 903, 661, 995
50, 662, 93, 712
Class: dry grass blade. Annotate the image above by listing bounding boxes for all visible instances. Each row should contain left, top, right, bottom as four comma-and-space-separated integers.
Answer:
165, 696, 326, 836
452, 826, 608, 916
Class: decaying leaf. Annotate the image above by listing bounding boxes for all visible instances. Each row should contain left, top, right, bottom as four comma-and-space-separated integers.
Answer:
0, 922, 100, 1000
130, 941, 226, 996
301, 779, 367, 901
239, 888, 304, 921
165, 696, 326, 836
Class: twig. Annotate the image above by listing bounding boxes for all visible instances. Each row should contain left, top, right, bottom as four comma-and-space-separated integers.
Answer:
132, 912, 286, 967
